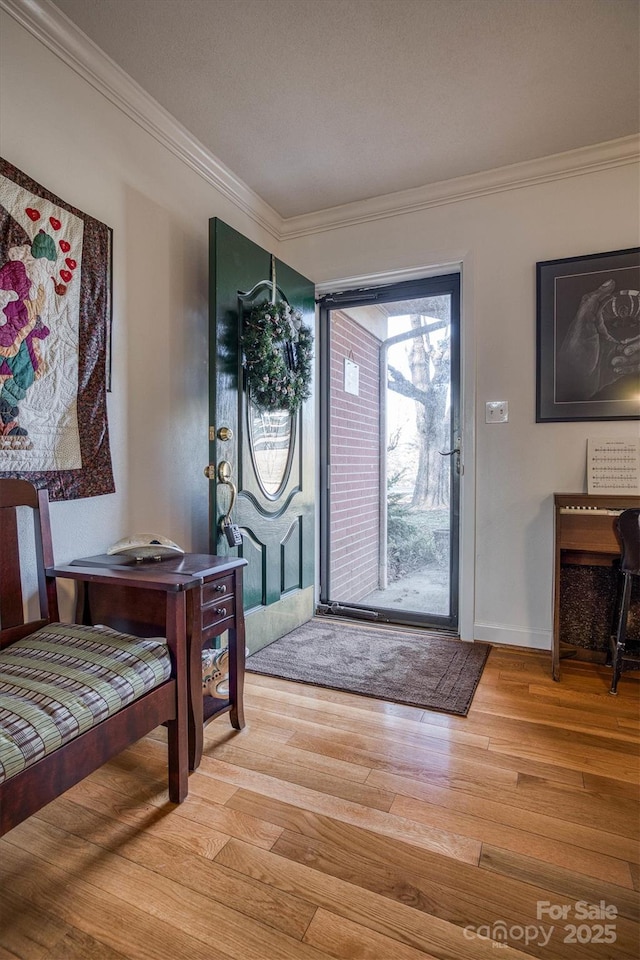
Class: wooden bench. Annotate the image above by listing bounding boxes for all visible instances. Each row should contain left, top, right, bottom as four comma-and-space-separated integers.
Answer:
0, 479, 189, 835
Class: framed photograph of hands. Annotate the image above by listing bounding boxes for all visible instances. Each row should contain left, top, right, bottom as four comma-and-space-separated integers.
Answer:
536, 247, 640, 422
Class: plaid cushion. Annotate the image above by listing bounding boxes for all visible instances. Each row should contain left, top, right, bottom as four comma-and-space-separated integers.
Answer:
0, 623, 171, 784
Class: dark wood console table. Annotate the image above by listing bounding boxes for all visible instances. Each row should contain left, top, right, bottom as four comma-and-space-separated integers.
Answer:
553, 493, 640, 680
50, 553, 247, 771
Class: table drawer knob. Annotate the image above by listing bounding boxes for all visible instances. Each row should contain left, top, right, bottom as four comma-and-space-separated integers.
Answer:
214, 585, 227, 594
215, 607, 227, 617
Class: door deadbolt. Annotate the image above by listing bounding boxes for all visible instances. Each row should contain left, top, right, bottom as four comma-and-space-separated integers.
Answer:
217, 426, 233, 441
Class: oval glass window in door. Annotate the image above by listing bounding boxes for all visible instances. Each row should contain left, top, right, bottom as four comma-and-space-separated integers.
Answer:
248, 402, 295, 499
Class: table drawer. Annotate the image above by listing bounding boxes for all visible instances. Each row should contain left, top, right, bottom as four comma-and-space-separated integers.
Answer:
202, 574, 235, 604
202, 595, 235, 632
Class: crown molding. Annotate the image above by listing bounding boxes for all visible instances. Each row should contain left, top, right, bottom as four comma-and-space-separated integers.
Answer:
0, 0, 284, 240
280, 135, 640, 240
3, 0, 638, 245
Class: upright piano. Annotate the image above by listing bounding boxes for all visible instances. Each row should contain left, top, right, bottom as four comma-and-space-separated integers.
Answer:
553, 493, 640, 680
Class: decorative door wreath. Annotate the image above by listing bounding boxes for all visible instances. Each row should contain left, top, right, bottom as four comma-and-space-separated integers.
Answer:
242, 300, 313, 414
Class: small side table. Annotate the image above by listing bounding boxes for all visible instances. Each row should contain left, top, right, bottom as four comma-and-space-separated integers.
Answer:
50, 553, 247, 771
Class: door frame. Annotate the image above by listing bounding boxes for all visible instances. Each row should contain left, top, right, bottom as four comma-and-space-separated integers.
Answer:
315, 260, 476, 641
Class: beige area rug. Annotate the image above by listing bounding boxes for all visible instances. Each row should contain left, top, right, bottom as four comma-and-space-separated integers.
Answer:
246, 618, 491, 716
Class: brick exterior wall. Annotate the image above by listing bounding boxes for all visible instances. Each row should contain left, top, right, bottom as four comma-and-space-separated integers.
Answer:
329, 311, 381, 602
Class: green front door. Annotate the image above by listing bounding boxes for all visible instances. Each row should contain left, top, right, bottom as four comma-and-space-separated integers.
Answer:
209, 219, 315, 652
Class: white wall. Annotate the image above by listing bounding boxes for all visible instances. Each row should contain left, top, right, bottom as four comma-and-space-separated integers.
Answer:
0, 12, 279, 614
2, 10, 638, 646
281, 165, 640, 648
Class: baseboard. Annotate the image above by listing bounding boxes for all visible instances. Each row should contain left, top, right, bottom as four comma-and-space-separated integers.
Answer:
473, 621, 551, 650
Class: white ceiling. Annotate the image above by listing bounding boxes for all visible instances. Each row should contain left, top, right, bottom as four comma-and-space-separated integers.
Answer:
50, 0, 640, 219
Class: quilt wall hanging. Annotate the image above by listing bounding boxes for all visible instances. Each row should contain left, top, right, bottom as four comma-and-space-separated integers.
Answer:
0, 158, 114, 500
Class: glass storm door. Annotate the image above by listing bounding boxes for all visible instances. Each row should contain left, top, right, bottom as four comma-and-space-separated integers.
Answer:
209, 219, 315, 652
319, 274, 461, 632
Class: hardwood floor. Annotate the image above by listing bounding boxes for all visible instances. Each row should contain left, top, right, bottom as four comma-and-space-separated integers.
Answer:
1, 645, 638, 959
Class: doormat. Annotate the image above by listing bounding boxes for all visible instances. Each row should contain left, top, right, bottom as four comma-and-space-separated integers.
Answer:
246, 618, 491, 716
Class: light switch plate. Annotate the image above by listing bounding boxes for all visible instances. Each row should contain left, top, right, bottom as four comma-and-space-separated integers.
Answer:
486, 400, 508, 423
